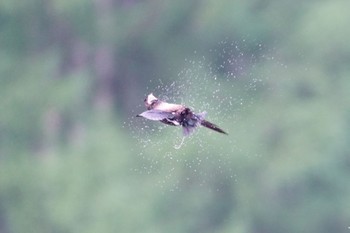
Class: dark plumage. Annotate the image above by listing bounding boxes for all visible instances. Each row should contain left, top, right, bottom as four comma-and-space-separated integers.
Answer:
136, 93, 228, 136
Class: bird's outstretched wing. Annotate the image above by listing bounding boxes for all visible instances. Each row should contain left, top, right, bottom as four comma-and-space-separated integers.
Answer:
136, 110, 173, 121
153, 102, 185, 112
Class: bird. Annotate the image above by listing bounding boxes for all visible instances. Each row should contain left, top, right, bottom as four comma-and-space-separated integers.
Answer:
136, 93, 228, 136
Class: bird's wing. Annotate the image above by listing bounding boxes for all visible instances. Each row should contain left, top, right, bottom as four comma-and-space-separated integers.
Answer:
136, 110, 173, 121
154, 102, 185, 112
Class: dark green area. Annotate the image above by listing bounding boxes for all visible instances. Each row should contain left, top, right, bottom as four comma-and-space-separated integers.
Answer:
1, 0, 350, 232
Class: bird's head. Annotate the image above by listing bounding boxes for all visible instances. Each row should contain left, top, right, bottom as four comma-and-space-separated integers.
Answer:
144, 93, 158, 108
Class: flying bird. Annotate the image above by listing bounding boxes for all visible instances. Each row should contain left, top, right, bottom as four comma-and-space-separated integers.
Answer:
136, 93, 228, 136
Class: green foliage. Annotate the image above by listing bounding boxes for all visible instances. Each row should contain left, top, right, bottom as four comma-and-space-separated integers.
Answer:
1, 0, 350, 233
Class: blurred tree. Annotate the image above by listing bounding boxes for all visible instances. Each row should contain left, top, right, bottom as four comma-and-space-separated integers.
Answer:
1, 0, 350, 233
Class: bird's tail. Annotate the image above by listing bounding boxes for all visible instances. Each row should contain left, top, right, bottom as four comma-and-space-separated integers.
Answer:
200, 120, 228, 135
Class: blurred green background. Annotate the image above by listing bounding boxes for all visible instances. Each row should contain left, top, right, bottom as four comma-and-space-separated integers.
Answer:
1, 0, 350, 232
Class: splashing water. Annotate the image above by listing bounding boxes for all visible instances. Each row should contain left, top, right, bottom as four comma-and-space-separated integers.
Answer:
174, 136, 186, 150
124, 39, 282, 190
